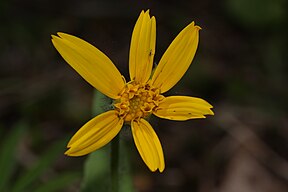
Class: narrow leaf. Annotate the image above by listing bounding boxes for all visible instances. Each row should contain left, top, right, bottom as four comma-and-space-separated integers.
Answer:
34, 172, 80, 192
12, 139, 67, 192
0, 122, 27, 191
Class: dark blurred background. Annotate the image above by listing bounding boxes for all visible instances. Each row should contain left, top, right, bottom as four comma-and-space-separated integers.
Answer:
0, 0, 288, 191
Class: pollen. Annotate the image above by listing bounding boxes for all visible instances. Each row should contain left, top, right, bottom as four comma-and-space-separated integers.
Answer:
114, 82, 165, 122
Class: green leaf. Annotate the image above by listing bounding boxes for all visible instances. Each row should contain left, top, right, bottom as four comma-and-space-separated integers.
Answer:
34, 172, 80, 192
0, 122, 27, 191
92, 89, 113, 116
81, 146, 110, 192
11, 139, 67, 192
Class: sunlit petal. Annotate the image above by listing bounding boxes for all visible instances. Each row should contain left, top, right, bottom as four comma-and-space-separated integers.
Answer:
51, 33, 125, 99
129, 10, 156, 84
154, 96, 214, 121
65, 110, 123, 156
131, 119, 165, 172
151, 22, 200, 93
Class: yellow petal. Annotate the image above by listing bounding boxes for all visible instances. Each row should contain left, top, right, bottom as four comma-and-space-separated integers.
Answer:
131, 119, 165, 172
129, 10, 156, 84
151, 22, 200, 93
153, 96, 214, 121
65, 110, 123, 156
51, 33, 125, 99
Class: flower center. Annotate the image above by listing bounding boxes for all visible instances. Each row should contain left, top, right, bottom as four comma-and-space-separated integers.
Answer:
114, 82, 164, 122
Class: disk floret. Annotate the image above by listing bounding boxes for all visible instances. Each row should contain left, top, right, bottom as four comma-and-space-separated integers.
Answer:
114, 82, 164, 122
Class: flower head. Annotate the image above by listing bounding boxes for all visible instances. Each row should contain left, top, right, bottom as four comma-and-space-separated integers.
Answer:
51, 10, 214, 172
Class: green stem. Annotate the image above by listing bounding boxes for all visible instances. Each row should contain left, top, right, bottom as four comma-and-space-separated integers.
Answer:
111, 135, 119, 192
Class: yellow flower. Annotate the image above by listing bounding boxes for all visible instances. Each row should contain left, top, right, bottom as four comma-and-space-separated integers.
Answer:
51, 10, 214, 172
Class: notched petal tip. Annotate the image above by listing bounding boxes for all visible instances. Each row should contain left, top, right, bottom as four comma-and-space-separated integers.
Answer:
57, 32, 66, 36
208, 108, 214, 116
64, 148, 82, 157
149, 167, 165, 173
188, 21, 201, 30
57, 32, 77, 40
51, 34, 57, 39
64, 146, 77, 156
51, 34, 62, 43
196, 25, 202, 30
51, 32, 67, 40
201, 101, 214, 116
64, 148, 73, 156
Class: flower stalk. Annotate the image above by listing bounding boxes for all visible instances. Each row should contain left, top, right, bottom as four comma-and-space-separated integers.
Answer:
111, 135, 119, 192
